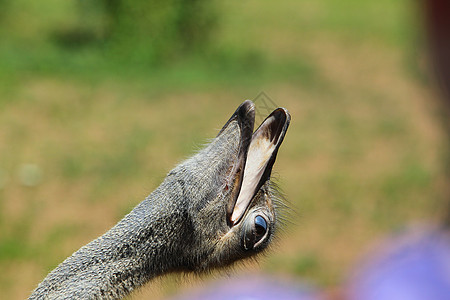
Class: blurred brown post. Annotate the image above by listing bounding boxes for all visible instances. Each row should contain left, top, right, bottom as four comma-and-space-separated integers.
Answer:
424, 0, 450, 226
425, 0, 450, 102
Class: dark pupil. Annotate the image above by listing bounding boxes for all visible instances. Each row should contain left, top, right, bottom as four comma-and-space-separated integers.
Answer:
254, 215, 267, 241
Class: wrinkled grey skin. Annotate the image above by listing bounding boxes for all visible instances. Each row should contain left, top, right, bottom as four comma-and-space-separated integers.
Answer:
29, 101, 289, 299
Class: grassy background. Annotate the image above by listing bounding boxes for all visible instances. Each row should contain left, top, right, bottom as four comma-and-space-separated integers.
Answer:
0, 0, 448, 298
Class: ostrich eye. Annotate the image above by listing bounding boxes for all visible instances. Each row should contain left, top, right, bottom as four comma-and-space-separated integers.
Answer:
242, 214, 269, 251
254, 215, 267, 243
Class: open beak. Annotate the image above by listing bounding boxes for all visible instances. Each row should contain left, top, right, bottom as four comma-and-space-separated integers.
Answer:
224, 101, 291, 226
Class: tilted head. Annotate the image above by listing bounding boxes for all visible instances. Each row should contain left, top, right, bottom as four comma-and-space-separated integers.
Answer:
173, 100, 291, 271
29, 100, 290, 299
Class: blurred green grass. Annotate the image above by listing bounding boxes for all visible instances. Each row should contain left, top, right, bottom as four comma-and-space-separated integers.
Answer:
0, 0, 447, 299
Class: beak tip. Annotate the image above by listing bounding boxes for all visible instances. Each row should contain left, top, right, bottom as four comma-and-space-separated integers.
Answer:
242, 99, 255, 111
241, 100, 256, 120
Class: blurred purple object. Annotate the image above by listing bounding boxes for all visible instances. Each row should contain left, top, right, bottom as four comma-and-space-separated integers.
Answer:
348, 227, 450, 300
171, 274, 322, 300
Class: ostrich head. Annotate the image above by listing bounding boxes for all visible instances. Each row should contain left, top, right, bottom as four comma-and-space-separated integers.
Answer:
30, 100, 291, 299
176, 100, 290, 271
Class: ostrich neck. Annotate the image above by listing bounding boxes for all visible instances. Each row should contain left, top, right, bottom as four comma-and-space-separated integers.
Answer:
29, 177, 193, 299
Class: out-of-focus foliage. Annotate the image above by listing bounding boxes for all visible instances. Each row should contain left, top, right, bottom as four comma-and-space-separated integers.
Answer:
0, 0, 9, 18
65, 0, 217, 62
0, 0, 217, 72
